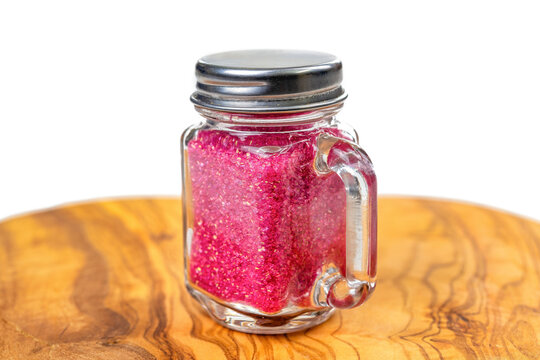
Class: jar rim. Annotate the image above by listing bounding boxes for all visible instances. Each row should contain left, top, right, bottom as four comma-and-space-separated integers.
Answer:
194, 103, 344, 125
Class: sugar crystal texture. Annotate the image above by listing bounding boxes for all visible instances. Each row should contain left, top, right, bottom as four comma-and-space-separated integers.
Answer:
186, 126, 348, 313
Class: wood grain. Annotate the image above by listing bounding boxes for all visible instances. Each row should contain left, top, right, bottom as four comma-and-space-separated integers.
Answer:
1, 197, 539, 359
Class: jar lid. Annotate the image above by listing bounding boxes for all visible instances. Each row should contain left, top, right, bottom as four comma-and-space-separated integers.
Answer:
190, 49, 347, 113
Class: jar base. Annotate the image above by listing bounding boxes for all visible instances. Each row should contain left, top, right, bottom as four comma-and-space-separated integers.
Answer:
188, 286, 335, 334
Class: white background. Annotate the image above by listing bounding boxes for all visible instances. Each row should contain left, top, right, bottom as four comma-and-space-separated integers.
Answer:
1, 0, 539, 221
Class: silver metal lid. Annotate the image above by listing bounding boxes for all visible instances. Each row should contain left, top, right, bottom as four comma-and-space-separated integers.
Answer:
191, 49, 347, 113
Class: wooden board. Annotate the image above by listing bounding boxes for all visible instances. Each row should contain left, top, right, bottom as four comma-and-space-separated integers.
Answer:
1, 197, 539, 359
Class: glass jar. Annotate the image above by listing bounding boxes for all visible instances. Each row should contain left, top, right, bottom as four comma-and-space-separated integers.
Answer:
182, 50, 377, 334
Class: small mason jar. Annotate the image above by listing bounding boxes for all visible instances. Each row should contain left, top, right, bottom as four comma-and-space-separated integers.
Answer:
181, 50, 377, 334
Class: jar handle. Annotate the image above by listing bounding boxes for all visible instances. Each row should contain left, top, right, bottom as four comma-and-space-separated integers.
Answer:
314, 133, 377, 309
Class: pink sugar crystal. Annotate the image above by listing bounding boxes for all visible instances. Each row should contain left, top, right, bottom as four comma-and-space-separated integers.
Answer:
187, 127, 348, 313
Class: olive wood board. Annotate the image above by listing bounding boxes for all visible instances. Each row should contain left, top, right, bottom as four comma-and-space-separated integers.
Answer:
1, 197, 539, 359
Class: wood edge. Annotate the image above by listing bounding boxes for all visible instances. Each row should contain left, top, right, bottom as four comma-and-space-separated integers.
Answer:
0, 196, 182, 225
1, 194, 537, 227
380, 194, 540, 224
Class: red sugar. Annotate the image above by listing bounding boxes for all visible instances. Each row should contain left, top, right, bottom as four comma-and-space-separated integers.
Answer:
187, 127, 348, 313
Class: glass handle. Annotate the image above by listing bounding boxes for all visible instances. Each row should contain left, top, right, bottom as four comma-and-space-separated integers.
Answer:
314, 133, 377, 309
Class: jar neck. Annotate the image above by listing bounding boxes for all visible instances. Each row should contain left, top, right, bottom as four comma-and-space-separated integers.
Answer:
194, 103, 343, 128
